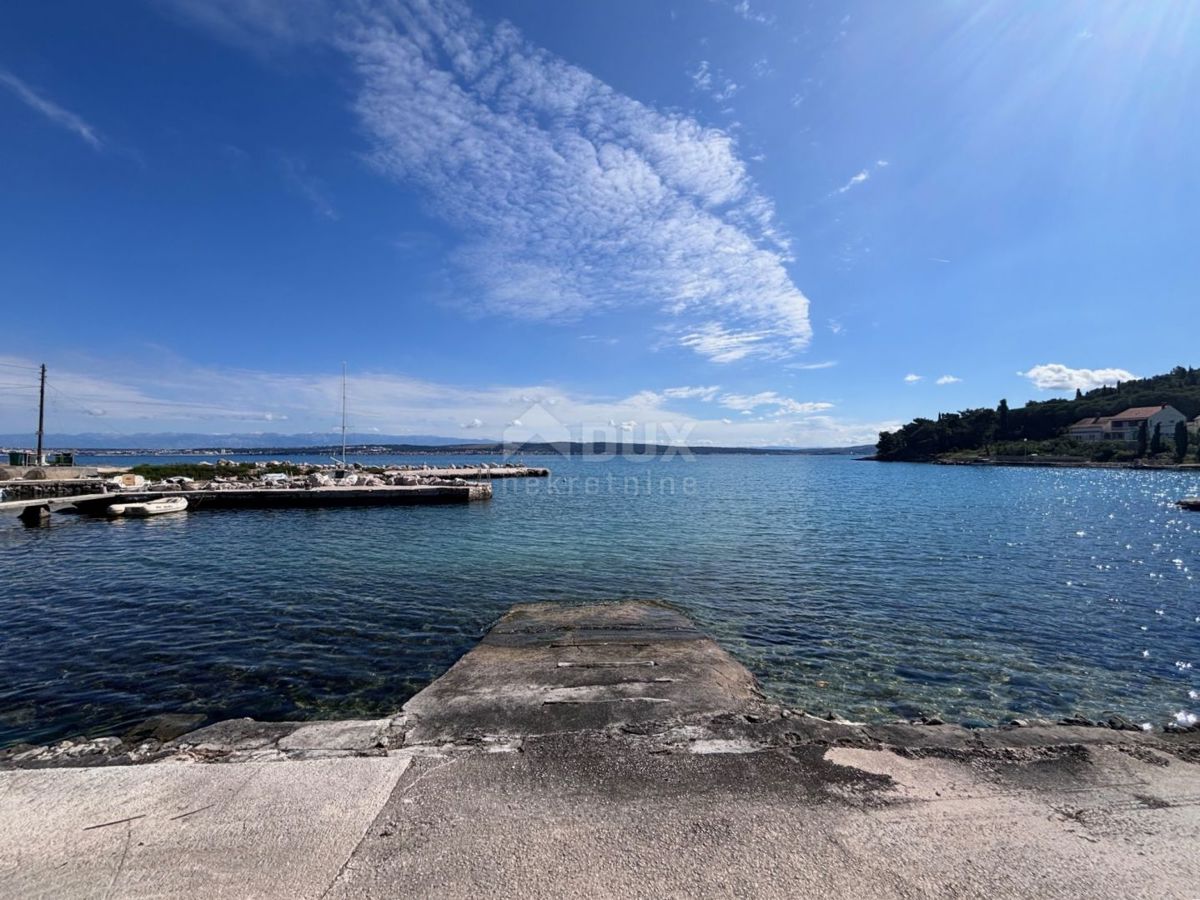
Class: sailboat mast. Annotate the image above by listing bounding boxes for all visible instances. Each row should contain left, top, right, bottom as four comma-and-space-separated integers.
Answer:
341, 362, 347, 465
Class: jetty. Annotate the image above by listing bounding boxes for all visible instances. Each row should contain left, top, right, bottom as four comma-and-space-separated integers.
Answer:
1, 600, 1198, 898
0, 464, 550, 523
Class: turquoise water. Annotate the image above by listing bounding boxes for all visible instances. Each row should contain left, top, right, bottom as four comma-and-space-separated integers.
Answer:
2, 454, 1198, 745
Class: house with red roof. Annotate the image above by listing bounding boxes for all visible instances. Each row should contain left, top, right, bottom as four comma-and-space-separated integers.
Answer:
1069, 404, 1186, 443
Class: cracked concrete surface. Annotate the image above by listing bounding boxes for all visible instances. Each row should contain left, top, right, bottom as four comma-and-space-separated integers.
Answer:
1, 601, 1198, 898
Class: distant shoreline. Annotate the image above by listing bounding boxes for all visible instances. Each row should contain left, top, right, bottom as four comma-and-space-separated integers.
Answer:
55, 443, 875, 458
870, 455, 1200, 472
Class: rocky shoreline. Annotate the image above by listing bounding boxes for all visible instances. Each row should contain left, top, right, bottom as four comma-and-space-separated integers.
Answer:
3, 705, 1198, 772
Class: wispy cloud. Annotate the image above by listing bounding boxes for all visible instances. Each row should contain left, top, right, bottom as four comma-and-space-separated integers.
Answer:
729, 0, 773, 25
904, 374, 923, 383
156, 0, 333, 53
1020, 363, 1135, 392
279, 156, 338, 220
935, 375, 962, 385
837, 170, 870, 193
690, 61, 740, 104
164, 1, 812, 362
787, 360, 837, 371
679, 323, 769, 363
0, 68, 102, 149
834, 159, 889, 195
338, 0, 809, 360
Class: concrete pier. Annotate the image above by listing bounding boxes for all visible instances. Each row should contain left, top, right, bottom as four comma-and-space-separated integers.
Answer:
70, 482, 491, 513
1, 466, 550, 518
2, 601, 1199, 898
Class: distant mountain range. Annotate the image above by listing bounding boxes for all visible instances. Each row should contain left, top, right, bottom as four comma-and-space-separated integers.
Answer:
0, 431, 873, 456
0, 432, 491, 450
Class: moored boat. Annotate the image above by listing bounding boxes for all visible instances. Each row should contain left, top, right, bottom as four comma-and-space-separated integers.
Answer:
107, 496, 189, 517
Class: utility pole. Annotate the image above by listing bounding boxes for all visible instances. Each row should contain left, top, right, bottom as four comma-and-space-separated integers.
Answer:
341, 362, 347, 466
36, 363, 46, 465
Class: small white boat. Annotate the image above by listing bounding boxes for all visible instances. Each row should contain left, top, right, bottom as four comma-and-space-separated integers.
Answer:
107, 497, 189, 517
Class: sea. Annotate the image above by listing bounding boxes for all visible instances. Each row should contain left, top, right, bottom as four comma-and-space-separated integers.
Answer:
1, 452, 1198, 746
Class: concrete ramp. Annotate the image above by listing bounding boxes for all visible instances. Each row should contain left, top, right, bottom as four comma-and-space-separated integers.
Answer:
402, 601, 761, 743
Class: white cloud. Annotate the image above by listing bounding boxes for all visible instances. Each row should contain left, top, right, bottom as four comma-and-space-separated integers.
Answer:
904, 374, 923, 383
837, 170, 870, 193
828, 319, 844, 335
935, 375, 961, 385
461, 417, 484, 429
718, 391, 833, 416
1019, 364, 1136, 392
662, 385, 721, 401
341, 0, 810, 360
0, 68, 102, 149
690, 60, 713, 91
508, 419, 523, 428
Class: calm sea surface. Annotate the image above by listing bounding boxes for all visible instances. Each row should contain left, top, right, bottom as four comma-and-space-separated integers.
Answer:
2, 453, 1198, 745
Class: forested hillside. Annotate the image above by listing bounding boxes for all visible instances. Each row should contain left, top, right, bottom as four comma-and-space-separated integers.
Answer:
876, 366, 1200, 461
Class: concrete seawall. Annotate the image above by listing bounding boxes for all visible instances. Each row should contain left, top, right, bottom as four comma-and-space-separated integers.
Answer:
2, 601, 1198, 898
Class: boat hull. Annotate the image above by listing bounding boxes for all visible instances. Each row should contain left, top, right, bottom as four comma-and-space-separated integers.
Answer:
107, 497, 189, 517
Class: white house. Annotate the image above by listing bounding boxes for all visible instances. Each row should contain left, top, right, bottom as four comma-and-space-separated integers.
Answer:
1107, 405, 1185, 442
1067, 405, 1186, 443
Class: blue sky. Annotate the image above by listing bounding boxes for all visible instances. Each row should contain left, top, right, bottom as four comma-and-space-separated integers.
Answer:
1, 0, 1197, 446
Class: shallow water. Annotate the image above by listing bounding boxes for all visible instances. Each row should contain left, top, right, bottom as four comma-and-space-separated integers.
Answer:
2, 453, 1198, 745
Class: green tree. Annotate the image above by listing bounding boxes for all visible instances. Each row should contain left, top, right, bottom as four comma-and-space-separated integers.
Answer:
997, 399, 1009, 438
1075, 388, 1083, 400
1150, 422, 1163, 455
1137, 421, 1148, 457
876, 431, 899, 459
1175, 421, 1189, 462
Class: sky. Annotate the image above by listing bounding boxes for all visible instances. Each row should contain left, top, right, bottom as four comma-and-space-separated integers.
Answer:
1, 0, 1198, 447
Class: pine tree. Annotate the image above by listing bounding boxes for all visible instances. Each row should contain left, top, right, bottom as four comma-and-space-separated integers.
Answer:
1075, 388, 1083, 400
1175, 421, 1189, 462
997, 399, 1009, 438
1137, 421, 1149, 457
1150, 422, 1163, 455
